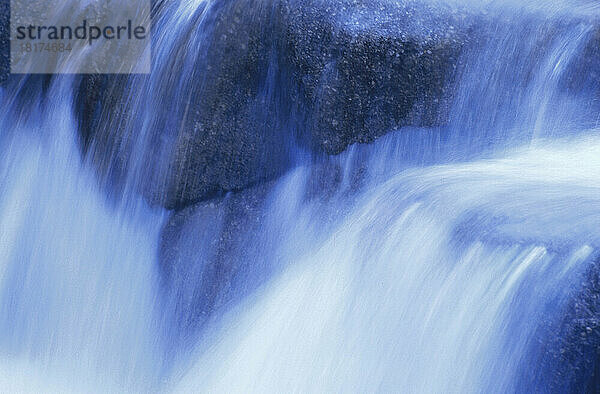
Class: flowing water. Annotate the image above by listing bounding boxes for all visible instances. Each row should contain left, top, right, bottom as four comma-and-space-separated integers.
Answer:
1, 0, 600, 392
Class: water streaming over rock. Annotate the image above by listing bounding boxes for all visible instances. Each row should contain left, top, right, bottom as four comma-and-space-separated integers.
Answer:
1, 0, 600, 392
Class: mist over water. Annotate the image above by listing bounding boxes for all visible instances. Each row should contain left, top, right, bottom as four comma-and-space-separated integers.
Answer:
1, 0, 600, 392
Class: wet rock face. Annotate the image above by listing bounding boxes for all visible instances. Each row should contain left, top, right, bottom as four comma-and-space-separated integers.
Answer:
0, 0, 8, 84
76, 0, 470, 209
518, 259, 600, 393
160, 0, 294, 209
281, 0, 469, 154
553, 263, 600, 393
77, 0, 295, 210
158, 181, 274, 339
560, 26, 600, 105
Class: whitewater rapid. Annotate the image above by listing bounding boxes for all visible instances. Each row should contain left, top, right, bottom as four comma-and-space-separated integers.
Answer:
175, 134, 600, 393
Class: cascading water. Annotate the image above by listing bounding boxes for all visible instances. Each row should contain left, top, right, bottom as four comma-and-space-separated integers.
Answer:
0, 82, 168, 392
1, 0, 600, 393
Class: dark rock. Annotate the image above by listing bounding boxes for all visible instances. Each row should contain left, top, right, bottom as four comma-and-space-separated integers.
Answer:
158, 0, 296, 209
0, 0, 9, 85
77, 0, 295, 209
517, 257, 600, 392
559, 26, 600, 124
281, 0, 470, 154
158, 181, 275, 340
77, 0, 471, 209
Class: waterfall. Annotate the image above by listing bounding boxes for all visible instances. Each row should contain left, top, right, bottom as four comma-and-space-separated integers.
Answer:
1, 0, 600, 392
176, 138, 600, 393
0, 83, 167, 392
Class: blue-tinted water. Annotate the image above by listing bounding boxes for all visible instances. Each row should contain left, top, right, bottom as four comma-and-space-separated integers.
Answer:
1, 0, 600, 392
